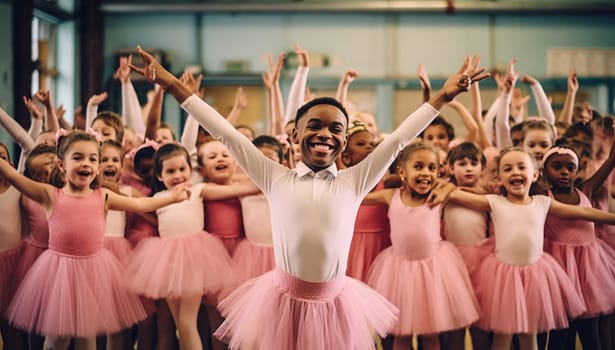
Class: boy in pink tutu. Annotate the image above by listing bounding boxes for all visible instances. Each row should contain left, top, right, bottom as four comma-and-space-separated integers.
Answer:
1, 130, 190, 350
434, 147, 615, 350
130, 46, 489, 350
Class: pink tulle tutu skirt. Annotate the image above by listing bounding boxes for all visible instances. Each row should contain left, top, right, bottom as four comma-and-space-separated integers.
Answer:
474, 252, 586, 334
215, 236, 243, 256
0, 244, 24, 314
232, 240, 275, 283
13, 241, 47, 287
367, 241, 479, 335
104, 237, 133, 262
347, 231, 391, 282
7, 249, 147, 337
544, 238, 615, 317
215, 268, 398, 350
453, 238, 494, 284
123, 231, 236, 300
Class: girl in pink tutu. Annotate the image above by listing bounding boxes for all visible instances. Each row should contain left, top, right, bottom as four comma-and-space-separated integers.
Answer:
443, 141, 493, 350
14, 144, 57, 350
1, 130, 189, 350
364, 143, 480, 350
130, 46, 489, 350
0, 142, 26, 349
539, 144, 615, 349
342, 121, 391, 282
123, 142, 238, 350
434, 147, 615, 350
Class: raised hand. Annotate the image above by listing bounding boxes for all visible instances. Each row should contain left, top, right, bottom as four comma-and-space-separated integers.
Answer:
567, 67, 579, 93
23, 96, 44, 120
343, 69, 359, 85
417, 64, 431, 91
261, 53, 285, 89
520, 73, 538, 85
114, 55, 133, 83
33, 90, 51, 108
233, 87, 247, 109
295, 43, 309, 68
88, 92, 108, 106
439, 55, 490, 103
56, 105, 66, 121
503, 59, 519, 94
179, 70, 203, 95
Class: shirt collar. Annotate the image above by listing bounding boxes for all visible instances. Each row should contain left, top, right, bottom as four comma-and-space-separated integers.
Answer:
295, 161, 338, 178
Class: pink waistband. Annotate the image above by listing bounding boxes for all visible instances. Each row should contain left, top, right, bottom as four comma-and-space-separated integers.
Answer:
273, 268, 346, 301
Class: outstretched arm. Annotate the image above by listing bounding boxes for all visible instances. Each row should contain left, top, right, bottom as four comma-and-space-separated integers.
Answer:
262, 53, 286, 136
33, 89, 59, 132
116, 55, 146, 139
284, 44, 310, 126
103, 184, 189, 212
0, 156, 54, 210
494, 59, 517, 149
85, 92, 108, 128
226, 86, 247, 125
559, 67, 578, 126
179, 70, 204, 155
550, 199, 615, 225
521, 74, 555, 124
336, 68, 358, 111
447, 99, 479, 143
130, 46, 281, 192
144, 85, 164, 141
417, 64, 431, 103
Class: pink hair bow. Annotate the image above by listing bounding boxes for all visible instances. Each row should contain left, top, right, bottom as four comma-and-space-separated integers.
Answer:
125, 138, 160, 161
55, 128, 68, 145
86, 128, 104, 143
276, 134, 290, 147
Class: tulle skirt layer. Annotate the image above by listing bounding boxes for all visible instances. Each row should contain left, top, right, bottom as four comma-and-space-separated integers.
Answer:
7, 249, 147, 337
214, 268, 398, 350
474, 252, 586, 333
347, 231, 391, 282
544, 238, 615, 317
367, 241, 479, 335
123, 231, 236, 300
232, 240, 275, 283
0, 244, 24, 314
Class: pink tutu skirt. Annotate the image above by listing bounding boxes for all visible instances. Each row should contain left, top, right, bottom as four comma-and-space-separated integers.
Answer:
232, 240, 275, 283
0, 244, 24, 314
13, 241, 47, 287
347, 231, 391, 282
7, 249, 147, 337
215, 236, 243, 256
454, 237, 494, 284
215, 268, 398, 350
474, 252, 586, 334
104, 237, 133, 262
544, 238, 615, 317
367, 241, 479, 336
123, 231, 236, 300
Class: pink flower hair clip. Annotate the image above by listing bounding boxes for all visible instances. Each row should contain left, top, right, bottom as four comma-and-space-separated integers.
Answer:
86, 128, 104, 144
55, 128, 68, 145
125, 138, 160, 161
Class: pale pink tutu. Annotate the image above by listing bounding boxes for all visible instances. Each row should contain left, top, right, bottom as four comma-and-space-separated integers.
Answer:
13, 241, 46, 287
232, 240, 275, 283
474, 252, 586, 333
104, 237, 133, 262
367, 241, 479, 335
453, 237, 494, 284
0, 244, 24, 314
217, 236, 243, 256
347, 231, 391, 282
7, 249, 147, 337
215, 268, 398, 350
544, 238, 615, 317
123, 231, 236, 300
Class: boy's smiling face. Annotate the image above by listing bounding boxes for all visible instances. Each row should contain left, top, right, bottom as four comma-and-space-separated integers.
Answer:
292, 104, 348, 172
